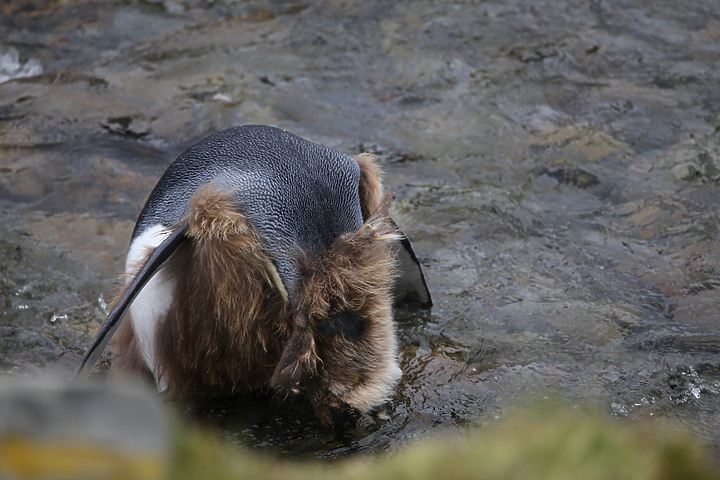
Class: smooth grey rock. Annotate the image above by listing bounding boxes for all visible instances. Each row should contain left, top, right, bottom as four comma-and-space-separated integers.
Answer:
0, 379, 169, 478
671, 162, 700, 181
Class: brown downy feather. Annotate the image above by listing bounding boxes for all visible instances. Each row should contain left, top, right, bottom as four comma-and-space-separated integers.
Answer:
355, 153, 384, 221
269, 311, 316, 395
297, 197, 398, 318
293, 195, 402, 418
157, 184, 290, 397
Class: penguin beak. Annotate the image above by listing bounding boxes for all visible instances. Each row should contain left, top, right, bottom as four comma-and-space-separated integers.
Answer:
269, 312, 317, 396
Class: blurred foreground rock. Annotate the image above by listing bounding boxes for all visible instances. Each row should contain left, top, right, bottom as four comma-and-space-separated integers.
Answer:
0, 380, 169, 479
171, 399, 718, 480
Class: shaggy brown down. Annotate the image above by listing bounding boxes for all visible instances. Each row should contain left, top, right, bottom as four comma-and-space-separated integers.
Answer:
157, 185, 290, 397
355, 153, 384, 221
111, 165, 401, 423
293, 200, 401, 422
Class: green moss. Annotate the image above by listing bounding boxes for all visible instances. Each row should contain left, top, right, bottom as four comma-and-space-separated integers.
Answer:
169, 401, 717, 480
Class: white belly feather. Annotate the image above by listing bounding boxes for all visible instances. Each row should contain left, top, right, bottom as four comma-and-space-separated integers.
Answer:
125, 224, 176, 390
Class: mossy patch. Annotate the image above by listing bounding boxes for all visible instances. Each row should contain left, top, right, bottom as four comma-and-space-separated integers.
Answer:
170, 400, 717, 480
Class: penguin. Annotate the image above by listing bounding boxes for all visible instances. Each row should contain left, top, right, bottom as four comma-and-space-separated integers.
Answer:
76, 125, 431, 426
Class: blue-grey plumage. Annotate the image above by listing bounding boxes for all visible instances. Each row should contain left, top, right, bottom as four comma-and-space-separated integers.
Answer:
76, 125, 431, 426
134, 125, 364, 299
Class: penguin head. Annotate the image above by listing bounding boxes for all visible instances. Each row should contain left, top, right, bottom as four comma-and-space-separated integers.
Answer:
269, 211, 402, 426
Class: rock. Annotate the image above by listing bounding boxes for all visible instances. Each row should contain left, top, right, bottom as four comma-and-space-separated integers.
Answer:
0, 380, 169, 479
171, 399, 719, 480
538, 165, 600, 189
672, 162, 701, 181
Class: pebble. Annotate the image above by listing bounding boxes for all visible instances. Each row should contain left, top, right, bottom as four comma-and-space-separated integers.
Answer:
672, 162, 701, 181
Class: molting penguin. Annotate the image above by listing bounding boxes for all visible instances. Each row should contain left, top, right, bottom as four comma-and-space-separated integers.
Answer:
76, 125, 431, 426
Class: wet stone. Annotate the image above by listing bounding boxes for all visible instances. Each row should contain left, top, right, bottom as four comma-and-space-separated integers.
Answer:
537, 165, 600, 189
0, 380, 169, 479
672, 162, 701, 181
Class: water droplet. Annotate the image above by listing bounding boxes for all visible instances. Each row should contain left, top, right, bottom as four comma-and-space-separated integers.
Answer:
50, 313, 68, 324
690, 384, 701, 399
98, 295, 108, 314
611, 402, 628, 416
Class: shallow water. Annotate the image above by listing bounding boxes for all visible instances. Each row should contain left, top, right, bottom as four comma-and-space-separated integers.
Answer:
1, 0, 720, 459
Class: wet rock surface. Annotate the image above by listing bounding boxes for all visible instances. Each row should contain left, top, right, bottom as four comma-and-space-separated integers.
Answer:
1, 0, 719, 458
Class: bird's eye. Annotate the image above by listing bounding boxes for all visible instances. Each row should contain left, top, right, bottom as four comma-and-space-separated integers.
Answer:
316, 312, 365, 341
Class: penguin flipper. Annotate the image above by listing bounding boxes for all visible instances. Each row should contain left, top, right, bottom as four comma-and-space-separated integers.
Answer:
371, 209, 432, 308
391, 225, 432, 309
74, 224, 188, 381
